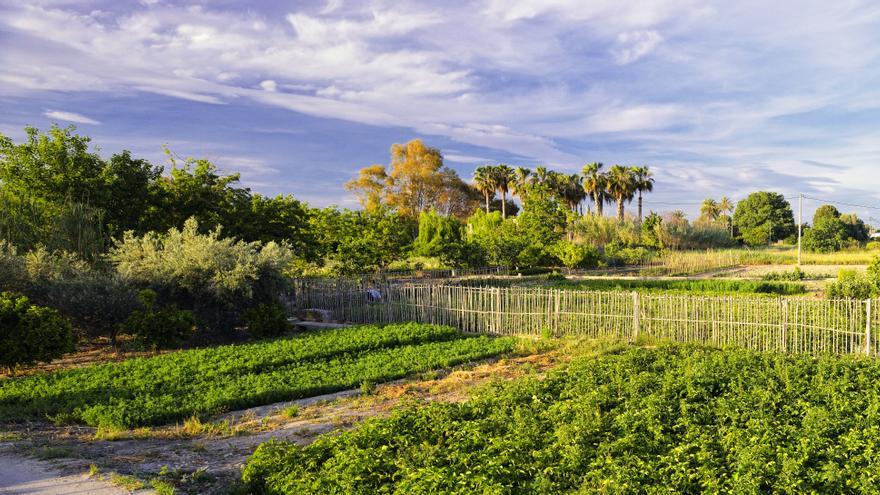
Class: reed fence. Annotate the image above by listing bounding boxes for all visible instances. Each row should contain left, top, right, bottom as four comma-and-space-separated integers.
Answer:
290, 279, 878, 357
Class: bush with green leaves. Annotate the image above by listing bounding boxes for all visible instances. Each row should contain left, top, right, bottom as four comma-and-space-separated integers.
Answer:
732, 191, 795, 247
243, 302, 290, 338
549, 240, 599, 271
110, 218, 295, 330
125, 289, 196, 349
0, 292, 74, 373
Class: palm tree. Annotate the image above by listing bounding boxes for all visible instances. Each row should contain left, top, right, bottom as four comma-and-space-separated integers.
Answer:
581, 162, 607, 217
559, 174, 586, 212
473, 165, 496, 214
699, 198, 720, 224
492, 164, 515, 219
606, 164, 636, 221
510, 166, 532, 201
718, 196, 734, 235
631, 166, 654, 222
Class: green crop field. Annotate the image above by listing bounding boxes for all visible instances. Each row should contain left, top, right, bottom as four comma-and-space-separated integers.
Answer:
0, 323, 516, 428
244, 343, 880, 494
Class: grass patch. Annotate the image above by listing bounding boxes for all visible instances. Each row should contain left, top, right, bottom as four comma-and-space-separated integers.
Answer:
108, 473, 145, 491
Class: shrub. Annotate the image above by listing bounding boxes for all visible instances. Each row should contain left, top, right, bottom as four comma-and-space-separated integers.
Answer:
826, 269, 876, 300
0, 292, 74, 373
549, 241, 599, 271
125, 289, 196, 349
110, 218, 295, 330
243, 302, 289, 338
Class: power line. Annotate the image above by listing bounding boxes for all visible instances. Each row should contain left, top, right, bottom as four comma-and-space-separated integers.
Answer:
801, 195, 880, 211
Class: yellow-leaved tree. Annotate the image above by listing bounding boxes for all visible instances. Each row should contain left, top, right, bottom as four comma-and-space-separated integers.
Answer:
345, 139, 477, 218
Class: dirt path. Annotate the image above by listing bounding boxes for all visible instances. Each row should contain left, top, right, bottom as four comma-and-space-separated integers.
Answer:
0, 453, 136, 495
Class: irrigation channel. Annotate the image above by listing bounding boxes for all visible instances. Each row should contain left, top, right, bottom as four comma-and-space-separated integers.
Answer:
290, 279, 879, 357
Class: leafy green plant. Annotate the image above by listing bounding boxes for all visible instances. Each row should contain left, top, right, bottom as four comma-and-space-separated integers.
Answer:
125, 289, 196, 349
0, 292, 74, 374
243, 302, 289, 338
243, 344, 880, 494
0, 323, 516, 428
827, 269, 876, 300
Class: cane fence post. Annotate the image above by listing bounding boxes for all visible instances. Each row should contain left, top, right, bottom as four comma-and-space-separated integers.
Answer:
866, 299, 872, 356
632, 291, 640, 342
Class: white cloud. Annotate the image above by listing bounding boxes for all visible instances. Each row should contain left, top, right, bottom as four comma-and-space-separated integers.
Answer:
43, 109, 100, 124
611, 30, 664, 64
259, 80, 277, 92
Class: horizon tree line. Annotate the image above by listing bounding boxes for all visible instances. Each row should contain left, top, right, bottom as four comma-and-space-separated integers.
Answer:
474, 162, 655, 222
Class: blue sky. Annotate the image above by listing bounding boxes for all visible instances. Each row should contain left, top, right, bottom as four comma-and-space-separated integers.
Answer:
2, 1, 880, 220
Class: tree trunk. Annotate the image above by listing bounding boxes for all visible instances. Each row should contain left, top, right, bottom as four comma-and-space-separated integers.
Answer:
501, 191, 507, 219
595, 197, 603, 216
637, 192, 643, 222
485, 193, 490, 214
617, 198, 624, 221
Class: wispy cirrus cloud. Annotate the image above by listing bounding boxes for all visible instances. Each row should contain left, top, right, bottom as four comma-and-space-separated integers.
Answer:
43, 110, 100, 125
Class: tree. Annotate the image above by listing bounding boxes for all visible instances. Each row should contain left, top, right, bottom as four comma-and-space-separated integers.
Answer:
581, 162, 607, 216
345, 164, 388, 212
813, 204, 841, 225
510, 167, 532, 202
718, 197, 734, 235
841, 213, 869, 242
385, 139, 444, 217
732, 191, 795, 247
413, 210, 463, 258
473, 166, 497, 214
698, 198, 720, 225
558, 174, 586, 212
803, 217, 847, 253
631, 166, 654, 221
492, 164, 515, 219
606, 165, 636, 221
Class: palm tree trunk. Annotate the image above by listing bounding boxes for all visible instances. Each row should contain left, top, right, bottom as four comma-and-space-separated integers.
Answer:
617, 198, 624, 221
484, 193, 490, 214
637, 191, 643, 222
595, 197, 602, 216
501, 191, 507, 219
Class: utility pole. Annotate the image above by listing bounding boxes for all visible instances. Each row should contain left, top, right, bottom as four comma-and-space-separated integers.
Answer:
797, 193, 803, 266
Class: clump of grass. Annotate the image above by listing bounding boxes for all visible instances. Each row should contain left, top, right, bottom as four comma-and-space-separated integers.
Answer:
360, 380, 377, 396
109, 473, 145, 491
281, 405, 300, 418
34, 445, 75, 460
88, 464, 100, 477
150, 478, 176, 495
181, 416, 232, 437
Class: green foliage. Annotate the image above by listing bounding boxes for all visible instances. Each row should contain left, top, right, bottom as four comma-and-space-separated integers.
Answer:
813, 204, 841, 224
413, 210, 463, 258
733, 191, 795, 247
761, 266, 805, 281
549, 240, 599, 270
125, 289, 196, 349
309, 207, 415, 274
0, 292, 74, 373
0, 323, 515, 428
826, 269, 876, 300
243, 345, 880, 494
110, 218, 295, 329
243, 302, 290, 338
803, 216, 847, 253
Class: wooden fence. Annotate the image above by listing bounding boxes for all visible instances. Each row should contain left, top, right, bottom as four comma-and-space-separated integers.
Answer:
289, 279, 876, 356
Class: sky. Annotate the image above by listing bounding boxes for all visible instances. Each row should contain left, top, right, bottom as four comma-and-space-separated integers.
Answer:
2, 0, 880, 221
